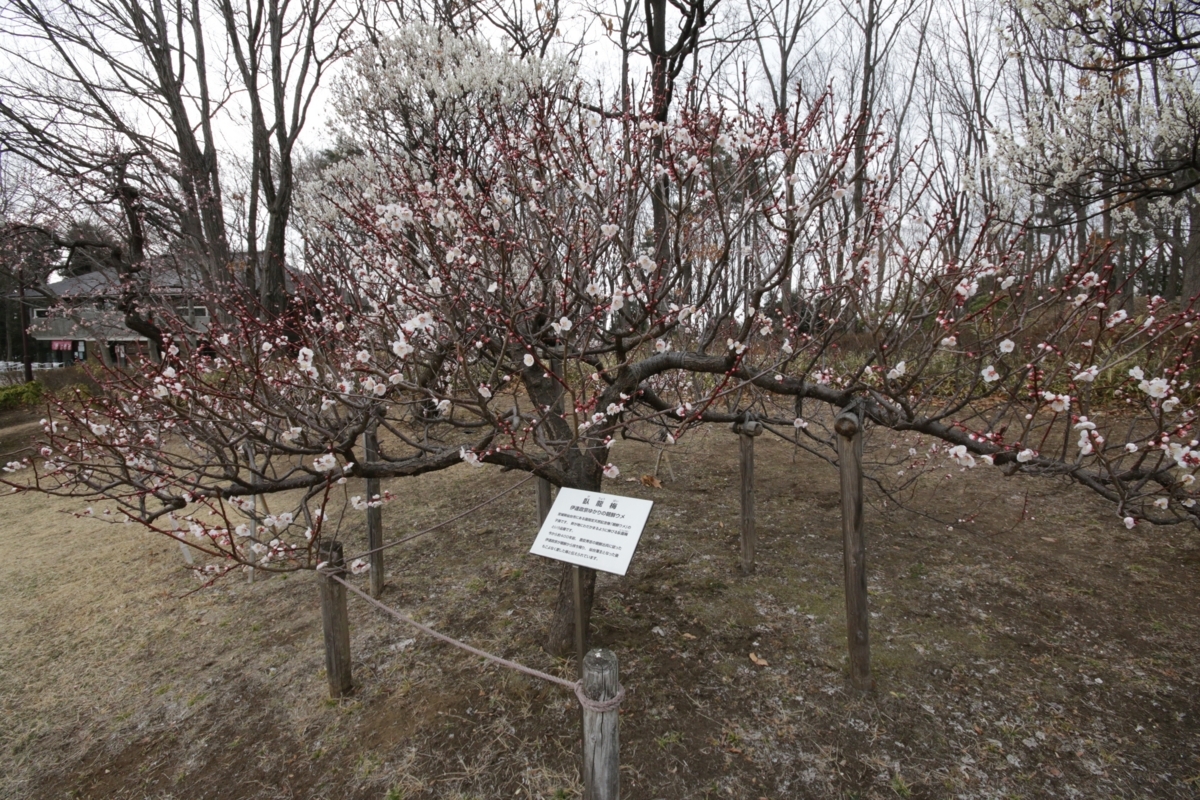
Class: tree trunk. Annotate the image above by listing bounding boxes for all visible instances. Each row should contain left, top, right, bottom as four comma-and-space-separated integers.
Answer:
545, 563, 598, 658
18, 282, 33, 384
1183, 198, 1200, 304
543, 466, 603, 656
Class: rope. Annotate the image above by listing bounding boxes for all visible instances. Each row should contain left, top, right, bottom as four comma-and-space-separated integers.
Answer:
326, 571, 624, 713
341, 470, 539, 562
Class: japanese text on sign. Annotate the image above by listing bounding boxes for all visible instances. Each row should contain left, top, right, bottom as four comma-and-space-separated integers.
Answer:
528, 487, 653, 576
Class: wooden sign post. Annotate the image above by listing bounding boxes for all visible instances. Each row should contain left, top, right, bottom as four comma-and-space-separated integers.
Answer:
530, 487, 653, 672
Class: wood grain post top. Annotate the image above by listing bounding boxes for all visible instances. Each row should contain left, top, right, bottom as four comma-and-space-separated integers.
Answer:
317, 540, 345, 573
834, 411, 860, 438
730, 418, 764, 436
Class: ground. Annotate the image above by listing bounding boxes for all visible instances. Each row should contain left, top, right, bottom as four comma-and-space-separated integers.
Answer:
1, 408, 1197, 799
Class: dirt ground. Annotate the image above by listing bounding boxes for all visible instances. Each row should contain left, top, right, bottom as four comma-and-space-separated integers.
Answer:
1, 411, 1197, 799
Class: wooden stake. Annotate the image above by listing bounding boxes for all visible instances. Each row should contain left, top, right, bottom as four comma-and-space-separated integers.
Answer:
581, 648, 621, 800
242, 441, 258, 583
318, 540, 353, 698
364, 426, 384, 598
835, 408, 871, 690
537, 476, 553, 525
735, 418, 762, 574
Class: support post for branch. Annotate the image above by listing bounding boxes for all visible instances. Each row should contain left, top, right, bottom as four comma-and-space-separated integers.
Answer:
581, 648, 621, 800
733, 417, 763, 575
318, 540, 353, 698
835, 407, 871, 690
364, 426, 384, 598
242, 442, 258, 583
537, 476, 553, 525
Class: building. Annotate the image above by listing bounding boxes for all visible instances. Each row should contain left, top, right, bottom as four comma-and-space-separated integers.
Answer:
25, 256, 211, 367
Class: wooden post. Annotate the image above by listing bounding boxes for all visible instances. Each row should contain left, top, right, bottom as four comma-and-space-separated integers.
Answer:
733, 418, 763, 574
835, 407, 871, 690
537, 476, 553, 525
364, 425, 384, 598
581, 648, 621, 800
318, 540, 353, 698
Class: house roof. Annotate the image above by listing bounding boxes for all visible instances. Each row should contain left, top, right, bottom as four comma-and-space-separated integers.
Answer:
45, 257, 200, 299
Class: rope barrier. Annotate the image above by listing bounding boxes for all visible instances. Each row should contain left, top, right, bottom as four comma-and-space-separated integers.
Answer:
341, 470, 539, 562
326, 570, 625, 713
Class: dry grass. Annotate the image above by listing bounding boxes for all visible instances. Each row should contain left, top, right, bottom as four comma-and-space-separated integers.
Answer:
1, 420, 1198, 799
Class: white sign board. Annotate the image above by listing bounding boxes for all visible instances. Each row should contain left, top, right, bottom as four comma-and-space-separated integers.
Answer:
529, 488, 653, 576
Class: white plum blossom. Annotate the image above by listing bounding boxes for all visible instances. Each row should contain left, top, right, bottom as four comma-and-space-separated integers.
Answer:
1000, 276, 1016, 290
600, 224, 618, 239
793, 417, 808, 429
1106, 309, 1128, 328
487, 281, 498, 293
392, 336, 414, 358
1126, 442, 1138, 453
981, 365, 1000, 382
941, 336, 957, 347
1162, 397, 1180, 413
636, 254, 655, 274
610, 290, 625, 313
349, 558, 370, 575
948, 445, 976, 468
1139, 377, 1170, 399
313, 454, 338, 472
428, 277, 442, 292
1154, 497, 1169, 510
602, 463, 620, 479
654, 339, 670, 353
478, 384, 492, 399
551, 317, 572, 334
887, 361, 907, 381
460, 447, 483, 467
727, 339, 747, 355
1017, 448, 1037, 463
1074, 366, 1099, 382
1042, 392, 1070, 413
1129, 366, 1145, 380
955, 279, 979, 300
523, 353, 535, 367
356, 349, 371, 363
1124, 516, 1137, 529
999, 339, 1015, 354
